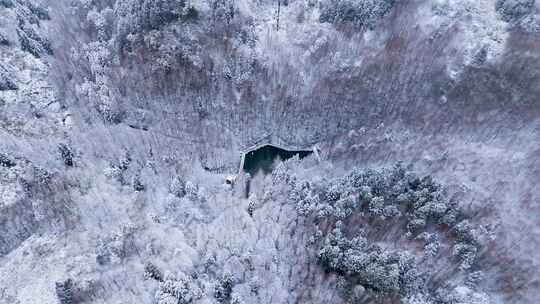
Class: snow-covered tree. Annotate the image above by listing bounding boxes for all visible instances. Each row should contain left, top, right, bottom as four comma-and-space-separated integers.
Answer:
58, 143, 74, 167
495, 0, 535, 23
0, 153, 16, 167
55, 279, 74, 304
319, 0, 396, 29
144, 262, 164, 282
214, 273, 234, 302
156, 273, 203, 304
292, 163, 489, 302
170, 175, 187, 198
0, 69, 17, 91
114, 0, 190, 35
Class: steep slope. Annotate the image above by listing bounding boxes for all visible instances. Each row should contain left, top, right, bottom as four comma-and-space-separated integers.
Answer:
0, 0, 539, 303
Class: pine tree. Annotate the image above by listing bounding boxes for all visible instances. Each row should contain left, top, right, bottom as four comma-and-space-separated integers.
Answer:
55, 279, 74, 304
58, 144, 74, 167
0, 153, 16, 167
144, 262, 164, 282
214, 273, 234, 302
495, 0, 535, 23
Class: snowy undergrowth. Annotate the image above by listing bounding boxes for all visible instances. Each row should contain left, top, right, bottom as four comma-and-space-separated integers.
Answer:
1, 0, 539, 303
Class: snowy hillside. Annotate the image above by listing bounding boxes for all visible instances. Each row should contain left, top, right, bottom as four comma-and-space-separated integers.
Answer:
0, 0, 539, 303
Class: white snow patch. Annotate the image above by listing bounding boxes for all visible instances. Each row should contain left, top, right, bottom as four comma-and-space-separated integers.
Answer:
0, 182, 24, 208
417, 0, 509, 77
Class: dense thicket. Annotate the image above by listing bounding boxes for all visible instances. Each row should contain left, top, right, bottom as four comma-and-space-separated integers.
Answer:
319, 0, 396, 28
0, 69, 18, 91
287, 162, 491, 303
495, 0, 536, 23
1, 0, 537, 303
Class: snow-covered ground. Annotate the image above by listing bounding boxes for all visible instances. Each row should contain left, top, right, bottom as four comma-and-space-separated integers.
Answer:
1, 0, 539, 303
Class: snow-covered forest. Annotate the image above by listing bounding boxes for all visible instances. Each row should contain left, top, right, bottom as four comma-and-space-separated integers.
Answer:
0, 0, 539, 303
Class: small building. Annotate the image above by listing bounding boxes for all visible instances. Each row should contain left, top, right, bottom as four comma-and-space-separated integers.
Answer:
225, 175, 236, 185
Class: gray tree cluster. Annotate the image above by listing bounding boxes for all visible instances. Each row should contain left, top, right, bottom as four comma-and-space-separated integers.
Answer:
155, 273, 203, 304
115, 0, 191, 33
290, 163, 489, 302
495, 0, 536, 23
319, 0, 396, 28
0, 69, 17, 91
